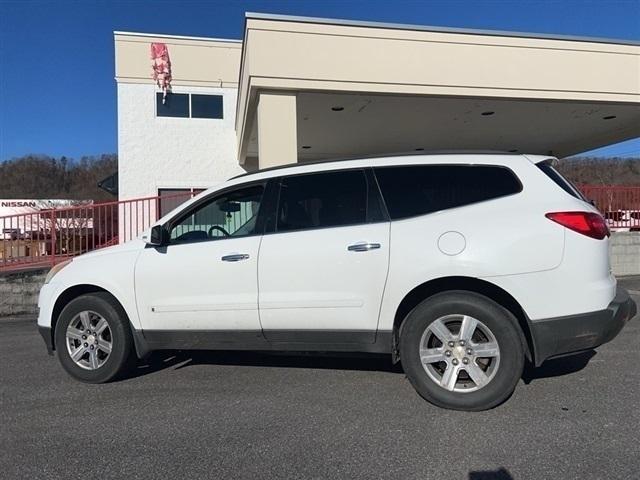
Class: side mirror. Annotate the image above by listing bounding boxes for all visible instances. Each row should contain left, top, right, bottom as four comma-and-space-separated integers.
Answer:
147, 225, 169, 246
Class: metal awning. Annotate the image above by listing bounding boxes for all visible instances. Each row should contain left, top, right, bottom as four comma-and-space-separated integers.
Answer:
237, 13, 640, 167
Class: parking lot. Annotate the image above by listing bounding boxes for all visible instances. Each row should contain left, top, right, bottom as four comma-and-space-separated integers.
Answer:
1, 279, 639, 480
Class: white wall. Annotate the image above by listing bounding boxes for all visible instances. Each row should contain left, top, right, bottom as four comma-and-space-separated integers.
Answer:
611, 232, 640, 276
117, 83, 246, 202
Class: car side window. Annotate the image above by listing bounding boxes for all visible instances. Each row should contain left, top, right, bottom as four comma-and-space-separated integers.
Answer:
169, 184, 265, 244
276, 170, 368, 232
374, 165, 522, 220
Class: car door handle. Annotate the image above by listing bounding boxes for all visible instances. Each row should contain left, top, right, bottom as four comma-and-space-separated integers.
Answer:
221, 253, 250, 262
347, 242, 381, 252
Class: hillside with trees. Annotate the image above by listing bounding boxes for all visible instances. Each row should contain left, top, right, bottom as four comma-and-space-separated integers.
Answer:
0, 154, 637, 202
0, 154, 117, 201
557, 157, 640, 186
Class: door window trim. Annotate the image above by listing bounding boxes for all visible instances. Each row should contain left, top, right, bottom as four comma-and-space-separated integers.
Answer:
268, 167, 389, 235
162, 179, 269, 246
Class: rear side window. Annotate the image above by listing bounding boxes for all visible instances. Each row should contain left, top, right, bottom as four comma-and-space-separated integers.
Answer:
374, 165, 522, 220
537, 161, 586, 200
276, 170, 367, 232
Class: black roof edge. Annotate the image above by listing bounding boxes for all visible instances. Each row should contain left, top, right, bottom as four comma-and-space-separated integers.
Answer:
230, 150, 525, 180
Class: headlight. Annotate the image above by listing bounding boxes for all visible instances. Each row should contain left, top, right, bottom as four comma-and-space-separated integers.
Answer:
45, 260, 72, 284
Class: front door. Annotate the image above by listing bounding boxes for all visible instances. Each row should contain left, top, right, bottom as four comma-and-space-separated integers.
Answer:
135, 182, 266, 339
258, 169, 390, 344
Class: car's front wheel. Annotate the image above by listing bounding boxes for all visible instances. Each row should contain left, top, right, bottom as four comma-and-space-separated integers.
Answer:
54, 292, 134, 383
399, 291, 525, 411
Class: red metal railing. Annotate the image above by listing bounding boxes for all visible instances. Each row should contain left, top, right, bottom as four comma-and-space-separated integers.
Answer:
0, 192, 193, 271
1, 185, 638, 272
579, 185, 640, 231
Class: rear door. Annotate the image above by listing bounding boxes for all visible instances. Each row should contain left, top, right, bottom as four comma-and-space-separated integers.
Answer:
257, 169, 390, 344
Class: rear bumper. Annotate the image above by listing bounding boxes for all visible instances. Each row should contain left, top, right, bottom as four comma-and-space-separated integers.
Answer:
531, 287, 636, 366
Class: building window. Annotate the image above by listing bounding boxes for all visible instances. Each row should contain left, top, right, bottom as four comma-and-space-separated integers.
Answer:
191, 94, 223, 119
156, 93, 223, 119
158, 188, 205, 217
156, 93, 189, 118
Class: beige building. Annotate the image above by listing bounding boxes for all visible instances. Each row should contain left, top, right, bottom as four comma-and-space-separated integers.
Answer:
114, 13, 640, 203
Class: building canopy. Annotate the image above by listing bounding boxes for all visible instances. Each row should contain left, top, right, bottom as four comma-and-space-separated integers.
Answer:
237, 13, 640, 168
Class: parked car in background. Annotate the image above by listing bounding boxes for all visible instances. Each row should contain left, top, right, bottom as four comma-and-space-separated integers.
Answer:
603, 210, 640, 231
37, 153, 636, 411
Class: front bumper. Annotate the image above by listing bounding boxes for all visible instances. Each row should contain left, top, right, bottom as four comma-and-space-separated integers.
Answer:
531, 287, 637, 366
37, 281, 58, 355
39, 325, 54, 355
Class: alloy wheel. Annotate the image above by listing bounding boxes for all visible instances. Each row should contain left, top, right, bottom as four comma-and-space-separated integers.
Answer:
419, 314, 500, 393
65, 311, 112, 370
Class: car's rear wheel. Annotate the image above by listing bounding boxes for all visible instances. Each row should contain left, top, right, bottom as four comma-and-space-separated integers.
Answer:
54, 292, 134, 383
399, 291, 524, 411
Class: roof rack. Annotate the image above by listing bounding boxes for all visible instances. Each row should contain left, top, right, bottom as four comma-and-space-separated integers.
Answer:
230, 150, 520, 180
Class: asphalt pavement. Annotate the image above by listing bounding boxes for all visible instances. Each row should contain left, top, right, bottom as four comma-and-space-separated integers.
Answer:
1, 279, 639, 480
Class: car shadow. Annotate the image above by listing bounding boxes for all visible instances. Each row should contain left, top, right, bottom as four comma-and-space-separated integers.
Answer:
469, 467, 514, 480
120, 350, 404, 381
120, 348, 596, 384
521, 349, 596, 384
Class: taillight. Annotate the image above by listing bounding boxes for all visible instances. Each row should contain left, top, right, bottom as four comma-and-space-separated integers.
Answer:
545, 211, 610, 240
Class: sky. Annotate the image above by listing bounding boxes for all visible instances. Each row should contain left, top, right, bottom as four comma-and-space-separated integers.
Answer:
1, 0, 639, 161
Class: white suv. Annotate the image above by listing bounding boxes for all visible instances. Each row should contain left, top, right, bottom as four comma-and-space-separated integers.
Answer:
37, 153, 636, 410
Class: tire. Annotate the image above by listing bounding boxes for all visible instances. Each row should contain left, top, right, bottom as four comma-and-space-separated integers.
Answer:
399, 291, 525, 411
54, 292, 134, 383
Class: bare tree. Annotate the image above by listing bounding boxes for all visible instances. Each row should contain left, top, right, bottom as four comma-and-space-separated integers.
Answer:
0, 154, 117, 201
557, 156, 640, 186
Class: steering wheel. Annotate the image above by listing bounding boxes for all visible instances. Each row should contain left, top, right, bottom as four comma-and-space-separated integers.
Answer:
208, 225, 230, 237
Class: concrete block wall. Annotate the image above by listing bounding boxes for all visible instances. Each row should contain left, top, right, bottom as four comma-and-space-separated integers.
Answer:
611, 232, 640, 277
0, 267, 49, 317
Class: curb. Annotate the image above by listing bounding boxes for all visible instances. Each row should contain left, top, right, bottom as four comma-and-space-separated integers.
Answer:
0, 315, 36, 323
